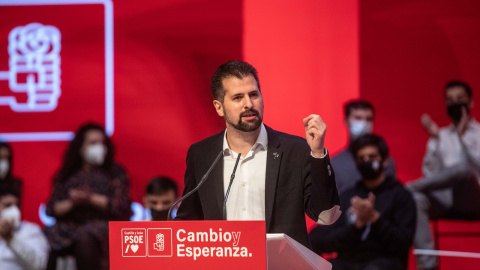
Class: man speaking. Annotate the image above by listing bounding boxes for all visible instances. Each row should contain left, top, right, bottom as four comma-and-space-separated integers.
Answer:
175, 61, 340, 248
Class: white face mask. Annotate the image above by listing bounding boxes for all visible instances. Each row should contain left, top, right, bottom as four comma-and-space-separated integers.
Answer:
349, 120, 373, 138
1, 205, 21, 228
84, 143, 107, 166
0, 160, 9, 179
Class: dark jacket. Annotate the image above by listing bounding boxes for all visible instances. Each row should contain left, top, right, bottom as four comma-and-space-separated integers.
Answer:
175, 125, 340, 248
309, 176, 416, 268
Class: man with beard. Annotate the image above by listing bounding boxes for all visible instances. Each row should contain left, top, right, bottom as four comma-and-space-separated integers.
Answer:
407, 80, 480, 270
175, 61, 341, 248
309, 134, 416, 270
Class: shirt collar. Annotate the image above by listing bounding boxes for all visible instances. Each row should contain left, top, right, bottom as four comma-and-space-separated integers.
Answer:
223, 123, 268, 157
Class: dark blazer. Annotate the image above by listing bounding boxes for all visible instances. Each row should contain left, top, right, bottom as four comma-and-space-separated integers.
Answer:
175, 125, 340, 248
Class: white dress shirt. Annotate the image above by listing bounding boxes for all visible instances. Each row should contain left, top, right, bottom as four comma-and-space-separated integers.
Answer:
0, 221, 49, 270
223, 124, 268, 220
423, 118, 480, 182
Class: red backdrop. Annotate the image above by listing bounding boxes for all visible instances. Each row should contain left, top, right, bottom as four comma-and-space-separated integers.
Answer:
361, 1, 480, 269
1, 0, 479, 269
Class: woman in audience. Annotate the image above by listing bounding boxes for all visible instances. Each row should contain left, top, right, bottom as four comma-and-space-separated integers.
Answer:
0, 142, 22, 201
44, 123, 131, 270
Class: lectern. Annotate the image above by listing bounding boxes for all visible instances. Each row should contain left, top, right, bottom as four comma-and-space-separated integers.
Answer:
109, 221, 331, 270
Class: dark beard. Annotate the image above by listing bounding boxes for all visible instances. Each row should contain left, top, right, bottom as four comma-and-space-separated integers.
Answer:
226, 108, 262, 132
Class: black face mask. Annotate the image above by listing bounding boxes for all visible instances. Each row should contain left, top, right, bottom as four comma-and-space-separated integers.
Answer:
447, 103, 469, 123
150, 209, 170, 221
357, 160, 382, 180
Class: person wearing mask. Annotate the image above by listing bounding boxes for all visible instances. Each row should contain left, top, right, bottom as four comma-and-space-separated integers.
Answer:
0, 142, 22, 201
44, 123, 132, 270
407, 80, 480, 270
331, 100, 396, 194
143, 176, 178, 221
310, 134, 416, 270
0, 186, 49, 270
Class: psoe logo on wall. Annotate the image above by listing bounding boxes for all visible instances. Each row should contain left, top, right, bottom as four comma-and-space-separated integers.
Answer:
0, 0, 114, 142
0, 23, 61, 112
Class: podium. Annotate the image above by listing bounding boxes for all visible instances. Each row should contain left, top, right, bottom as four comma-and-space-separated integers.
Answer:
109, 221, 331, 270
267, 234, 331, 270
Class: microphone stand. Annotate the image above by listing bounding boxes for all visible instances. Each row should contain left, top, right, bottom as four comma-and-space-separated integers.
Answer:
167, 149, 224, 221
223, 153, 241, 220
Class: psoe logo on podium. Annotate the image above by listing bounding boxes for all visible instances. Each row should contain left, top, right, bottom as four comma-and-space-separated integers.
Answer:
122, 228, 147, 258
0, 0, 113, 142
147, 228, 173, 257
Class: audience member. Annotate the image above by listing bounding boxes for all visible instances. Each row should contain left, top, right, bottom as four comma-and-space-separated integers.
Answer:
0, 142, 22, 201
407, 80, 480, 270
332, 100, 396, 193
310, 134, 416, 270
44, 123, 132, 270
143, 176, 178, 221
0, 186, 49, 270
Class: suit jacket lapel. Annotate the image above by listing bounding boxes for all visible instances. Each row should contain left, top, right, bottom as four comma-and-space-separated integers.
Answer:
265, 126, 282, 231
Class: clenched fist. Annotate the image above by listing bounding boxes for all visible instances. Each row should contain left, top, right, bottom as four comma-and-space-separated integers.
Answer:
303, 114, 327, 158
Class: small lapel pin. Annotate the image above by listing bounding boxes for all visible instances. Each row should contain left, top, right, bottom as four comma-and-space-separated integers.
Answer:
273, 152, 280, 159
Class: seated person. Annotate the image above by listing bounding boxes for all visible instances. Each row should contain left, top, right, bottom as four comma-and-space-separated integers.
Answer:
143, 176, 178, 221
0, 186, 49, 270
0, 142, 22, 201
332, 100, 396, 194
310, 134, 416, 270
44, 123, 132, 270
407, 80, 480, 270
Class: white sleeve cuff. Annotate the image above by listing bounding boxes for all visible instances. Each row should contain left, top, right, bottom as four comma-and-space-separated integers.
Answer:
310, 148, 328, 159
316, 205, 341, 225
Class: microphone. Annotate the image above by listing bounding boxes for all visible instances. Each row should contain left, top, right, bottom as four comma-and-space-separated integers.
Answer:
167, 149, 224, 221
223, 153, 241, 220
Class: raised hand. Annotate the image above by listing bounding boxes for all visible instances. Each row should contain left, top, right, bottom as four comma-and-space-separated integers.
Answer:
350, 192, 379, 228
0, 217, 13, 242
421, 114, 439, 138
303, 114, 326, 158
456, 106, 469, 136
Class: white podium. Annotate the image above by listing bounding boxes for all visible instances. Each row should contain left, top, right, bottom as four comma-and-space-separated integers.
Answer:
267, 234, 331, 270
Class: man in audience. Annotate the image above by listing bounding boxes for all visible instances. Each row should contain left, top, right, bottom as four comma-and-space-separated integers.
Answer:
310, 134, 416, 270
0, 186, 49, 270
143, 176, 178, 221
408, 80, 480, 270
332, 100, 396, 194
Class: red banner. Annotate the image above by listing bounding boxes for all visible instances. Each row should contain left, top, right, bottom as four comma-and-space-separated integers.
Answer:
109, 221, 267, 270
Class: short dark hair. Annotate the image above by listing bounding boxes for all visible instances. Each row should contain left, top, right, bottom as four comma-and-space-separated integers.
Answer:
351, 134, 389, 160
211, 61, 260, 102
145, 176, 178, 197
0, 185, 20, 200
445, 80, 472, 99
344, 100, 375, 118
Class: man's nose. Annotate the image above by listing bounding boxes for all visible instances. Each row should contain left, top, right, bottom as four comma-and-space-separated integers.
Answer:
154, 204, 165, 211
243, 96, 253, 108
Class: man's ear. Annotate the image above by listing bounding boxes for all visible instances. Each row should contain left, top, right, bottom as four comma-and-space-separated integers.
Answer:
213, 100, 224, 117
